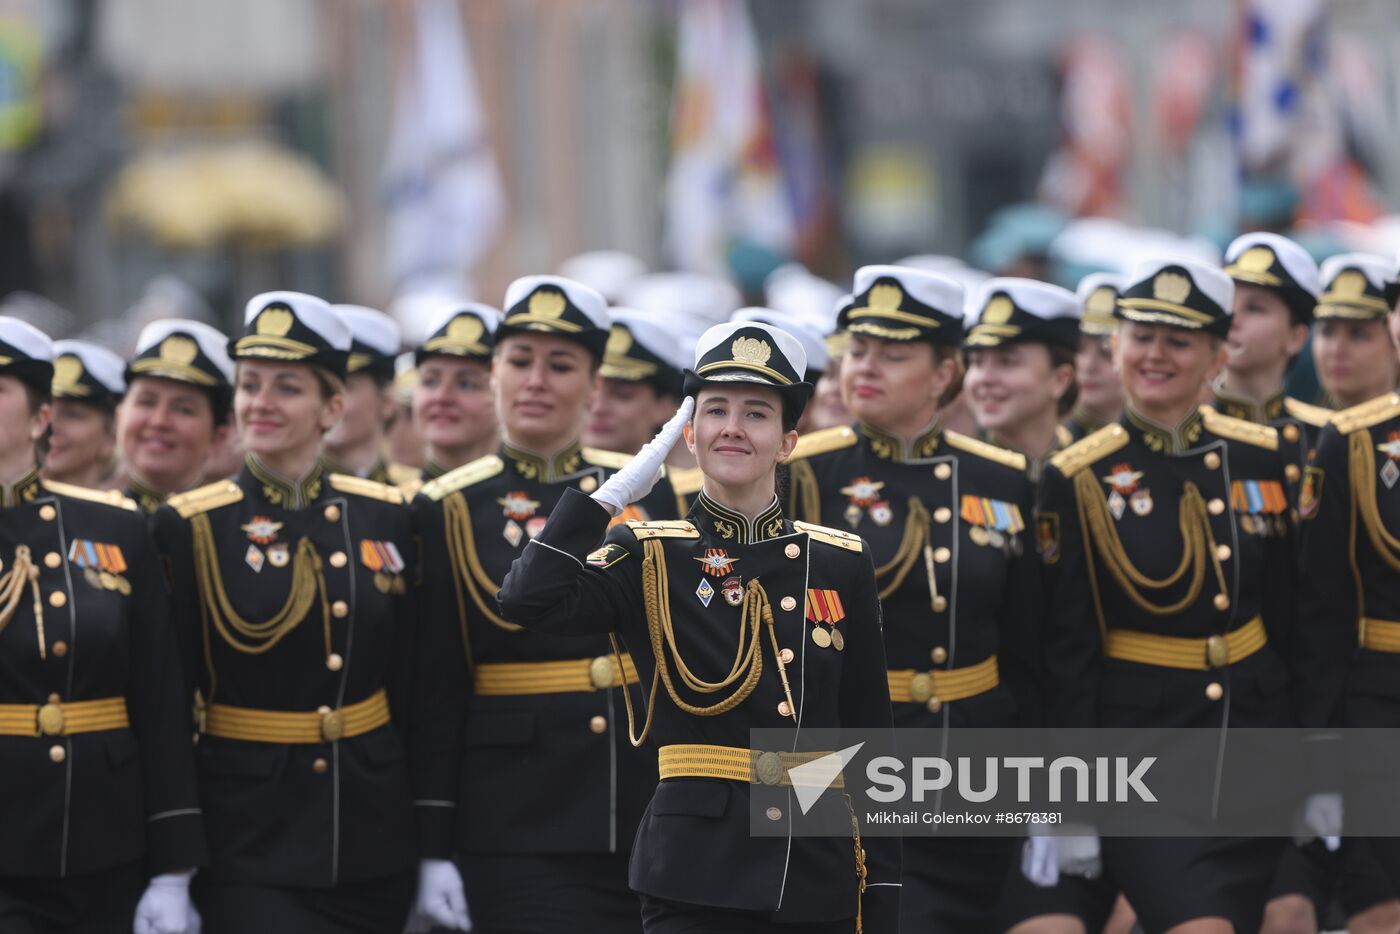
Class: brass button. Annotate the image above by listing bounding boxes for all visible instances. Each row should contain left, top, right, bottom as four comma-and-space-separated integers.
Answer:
1215, 544, 1231, 562
49, 744, 65, 763
1283, 425, 1300, 443
589, 656, 615, 689
47, 692, 60, 704
1285, 464, 1300, 483
1213, 593, 1230, 611
580, 476, 598, 493
323, 504, 341, 522
1206, 635, 1229, 668
43, 552, 60, 569
766, 806, 783, 821
313, 757, 329, 773
756, 751, 784, 786
927, 696, 943, 713
1205, 682, 1224, 702
1204, 452, 1221, 470
779, 648, 795, 664
931, 647, 948, 665
51, 641, 67, 658
909, 673, 933, 703
1207, 498, 1225, 516
777, 700, 792, 718
317, 705, 332, 715
933, 547, 951, 564
39, 505, 55, 521
780, 596, 797, 612
48, 591, 66, 608
934, 464, 952, 481
331, 600, 349, 618
329, 551, 347, 568
932, 596, 948, 612
933, 507, 951, 524
784, 543, 800, 559
326, 653, 344, 672
589, 715, 607, 734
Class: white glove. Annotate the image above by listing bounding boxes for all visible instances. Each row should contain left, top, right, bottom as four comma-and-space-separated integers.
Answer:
1056, 833, 1102, 879
1301, 792, 1342, 851
409, 859, 472, 931
1021, 825, 1101, 887
133, 871, 195, 934
1021, 835, 1060, 887
592, 397, 695, 516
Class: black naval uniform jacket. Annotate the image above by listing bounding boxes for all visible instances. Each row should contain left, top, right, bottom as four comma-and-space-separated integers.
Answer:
0, 472, 205, 878
1037, 405, 1297, 731
409, 441, 678, 860
1296, 393, 1400, 729
152, 459, 421, 886
787, 422, 1042, 729
498, 487, 900, 931
1212, 385, 1332, 513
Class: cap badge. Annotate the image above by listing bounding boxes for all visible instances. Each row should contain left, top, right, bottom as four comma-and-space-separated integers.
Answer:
1332, 270, 1367, 300
1087, 287, 1116, 316
868, 282, 903, 312
981, 295, 1014, 325
255, 306, 295, 337
731, 336, 772, 366
526, 289, 567, 320
1153, 271, 1192, 305
605, 326, 633, 357
1236, 246, 1275, 273
53, 356, 83, 387
446, 315, 485, 344
159, 335, 199, 365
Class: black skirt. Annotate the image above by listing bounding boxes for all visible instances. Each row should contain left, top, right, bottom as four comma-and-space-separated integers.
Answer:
640, 894, 852, 934
901, 835, 1019, 933
0, 861, 143, 934
459, 852, 642, 934
194, 870, 415, 934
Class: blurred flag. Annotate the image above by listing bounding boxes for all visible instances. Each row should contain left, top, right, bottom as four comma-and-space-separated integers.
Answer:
664, 0, 794, 277
382, 0, 504, 294
1037, 36, 1132, 218
1231, 0, 1325, 171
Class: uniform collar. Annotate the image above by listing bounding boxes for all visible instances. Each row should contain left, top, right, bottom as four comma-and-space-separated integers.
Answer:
857, 418, 941, 463
322, 456, 390, 485
501, 438, 583, 483
0, 465, 42, 508
691, 489, 785, 544
243, 454, 326, 510
1122, 404, 1205, 455
1211, 379, 1284, 424
126, 475, 167, 515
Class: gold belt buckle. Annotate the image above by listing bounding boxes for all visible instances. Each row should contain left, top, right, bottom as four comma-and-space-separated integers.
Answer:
589, 656, 615, 689
754, 751, 784, 786
319, 707, 345, 742
37, 703, 65, 736
909, 672, 933, 703
1206, 635, 1229, 669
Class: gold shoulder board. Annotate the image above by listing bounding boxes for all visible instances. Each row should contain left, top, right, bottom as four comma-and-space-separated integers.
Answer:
1283, 397, 1332, 428
1055, 423, 1074, 448
626, 519, 700, 540
788, 425, 858, 462
398, 478, 424, 500
668, 466, 704, 496
423, 455, 505, 501
43, 480, 139, 512
1201, 405, 1278, 450
581, 447, 662, 474
944, 430, 1028, 471
793, 520, 864, 553
167, 480, 244, 518
1048, 423, 1130, 478
1331, 393, 1400, 435
328, 473, 405, 505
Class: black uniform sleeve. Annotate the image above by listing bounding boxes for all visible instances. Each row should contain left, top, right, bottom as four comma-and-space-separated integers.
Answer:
837, 544, 900, 932
1037, 464, 1102, 728
1000, 480, 1045, 727
149, 506, 203, 700
125, 523, 207, 874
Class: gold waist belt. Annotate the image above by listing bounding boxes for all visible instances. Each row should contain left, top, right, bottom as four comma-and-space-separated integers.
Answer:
658, 743, 845, 789
887, 654, 999, 705
473, 653, 640, 696
1104, 615, 1266, 671
204, 688, 389, 743
0, 697, 128, 737
1360, 617, 1400, 652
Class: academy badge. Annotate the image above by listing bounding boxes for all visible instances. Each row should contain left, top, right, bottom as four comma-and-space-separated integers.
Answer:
241, 516, 282, 545
696, 578, 715, 607
1101, 463, 1144, 520
1380, 432, 1400, 489
694, 548, 737, 577
721, 576, 744, 606
245, 544, 265, 573
503, 519, 523, 548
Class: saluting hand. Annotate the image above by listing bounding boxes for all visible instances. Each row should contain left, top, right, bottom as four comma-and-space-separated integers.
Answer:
592, 397, 695, 516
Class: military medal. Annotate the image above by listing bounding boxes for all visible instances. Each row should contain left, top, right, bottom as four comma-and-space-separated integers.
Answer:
241, 516, 282, 545
869, 500, 893, 527
959, 495, 1026, 547
497, 491, 541, 521
843, 504, 862, 528
267, 543, 290, 568
839, 477, 885, 529
830, 627, 845, 651
987, 529, 1005, 549
1299, 467, 1323, 520
502, 520, 523, 547
245, 544, 265, 573
695, 578, 715, 607
1102, 464, 1144, 520
526, 517, 547, 539
360, 539, 406, 594
810, 626, 832, 648
694, 548, 738, 577
721, 576, 744, 607
68, 539, 130, 592
1130, 488, 1153, 517
969, 526, 990, 546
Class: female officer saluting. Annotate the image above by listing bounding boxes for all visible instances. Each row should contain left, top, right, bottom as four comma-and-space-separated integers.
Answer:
498, 321, 899, 932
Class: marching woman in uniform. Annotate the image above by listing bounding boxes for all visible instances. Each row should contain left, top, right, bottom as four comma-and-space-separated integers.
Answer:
151, 292, 456, 933
411, 302, 502, 485
1065, 274, 1126, 443
962, 277, 1081, 478
118, 320, 234, 516
497, 320, 900, 932
410, 276, 679, 934
783, 265, 1041, 932
1310, 254, 1400, 412
0, 318, 206, 933
323, 305, 406, 485
43, 341, 126, 491
1006, 256, 1298, 934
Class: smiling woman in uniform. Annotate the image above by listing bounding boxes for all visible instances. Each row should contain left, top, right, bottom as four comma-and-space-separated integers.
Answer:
43, 340, 126, 491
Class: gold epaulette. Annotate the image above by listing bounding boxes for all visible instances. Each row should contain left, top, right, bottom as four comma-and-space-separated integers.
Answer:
1331, 393, 1400, 435
1201, 405, 1278, 450
1283, 397, 1332, 428
793, 520, 864, 553
422, 455, 505, 501
788, 425, 858, 461
398, 478, 424, 500
328, 473, 404, 505
167, 480, 244, 519
668, 466, 704, 496
944, 430, 1028, 471
42, 481, 138, 512
1048, 423, 1129, 478
385, 463, 421, 486
625, 519, 700, 540
1055, 423, 1074, 448
582, 447, 665, 475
